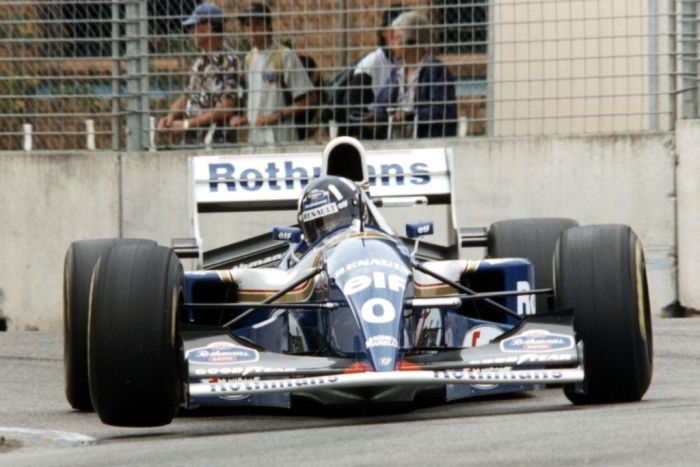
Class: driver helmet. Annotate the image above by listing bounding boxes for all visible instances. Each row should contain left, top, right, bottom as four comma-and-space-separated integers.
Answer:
297, 176, 362, 244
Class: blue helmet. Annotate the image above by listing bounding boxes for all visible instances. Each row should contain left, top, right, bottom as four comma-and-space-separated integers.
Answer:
297, 176, 362, 244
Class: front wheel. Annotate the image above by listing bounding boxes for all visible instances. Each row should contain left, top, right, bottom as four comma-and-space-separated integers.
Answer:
88, 244, 184, 427
63, 238, 155, 411
554, 225, 653, 404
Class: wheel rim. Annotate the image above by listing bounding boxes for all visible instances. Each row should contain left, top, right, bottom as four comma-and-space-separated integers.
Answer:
635, 240, 652, 362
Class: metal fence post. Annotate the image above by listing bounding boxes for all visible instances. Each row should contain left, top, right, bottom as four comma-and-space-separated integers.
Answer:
23, 124, 32, 151
112, 0, 122, 151
139, 0, 150, 148
648, 0, 659, 130
125, 0, 143, 150
335, 1, 348, 67
485, 0, 494, 137
669, 0, 678, 126
680, 0, 698, 119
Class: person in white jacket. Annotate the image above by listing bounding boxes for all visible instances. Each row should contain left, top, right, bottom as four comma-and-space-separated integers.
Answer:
349, 4, 407, 113
229, 3, 318, 145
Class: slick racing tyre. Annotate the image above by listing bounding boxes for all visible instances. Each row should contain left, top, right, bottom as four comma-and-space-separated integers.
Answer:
554, 225, 653, 404
63, 238, 155, 411
88, 244, 184, 427
488, 218, 578, 313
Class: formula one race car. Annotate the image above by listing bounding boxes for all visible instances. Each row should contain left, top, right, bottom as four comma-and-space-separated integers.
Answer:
63, 137, 653, 427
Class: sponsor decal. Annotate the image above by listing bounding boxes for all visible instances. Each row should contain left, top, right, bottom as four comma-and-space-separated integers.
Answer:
359, 297, 397, 324
463, 325, 504, 348
333, 259, 410, 278
205, 160, 431, 193
302, 189, 330, 209
416, 223, 432, 235
209, 375, 340, 393
276, 231, 292, 240
500, 329, 575, 353
365, 335, 399, 348
275, 231, 294, 241
406, 221, 434, 238
467, 352, 575, 366
300, 202, 338, 222
434, 369, 564, 382
463, 325, 506, 389
515, 280, 536, 315
194, 366, 297, 377
186, 342, 259, 365
193, 152, 451, 209
273, 227, 301, 242
341, 272, 407, 296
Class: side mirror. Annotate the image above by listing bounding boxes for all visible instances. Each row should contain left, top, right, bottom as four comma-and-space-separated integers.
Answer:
406, 221, 434, 239
272, 227, 302, 243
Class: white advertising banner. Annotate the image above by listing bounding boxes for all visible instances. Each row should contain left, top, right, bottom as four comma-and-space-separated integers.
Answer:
192, 148, 451, 210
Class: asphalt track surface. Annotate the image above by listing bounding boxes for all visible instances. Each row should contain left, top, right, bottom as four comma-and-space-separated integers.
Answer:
1, 317, 699, 466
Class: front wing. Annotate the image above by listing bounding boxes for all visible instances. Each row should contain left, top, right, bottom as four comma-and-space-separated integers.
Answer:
184, 315, 584, 404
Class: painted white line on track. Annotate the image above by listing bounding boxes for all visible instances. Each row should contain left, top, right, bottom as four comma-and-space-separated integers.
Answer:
0, 426, 96, 446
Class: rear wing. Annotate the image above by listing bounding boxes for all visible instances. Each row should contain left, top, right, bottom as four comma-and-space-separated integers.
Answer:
184, 141, 484, 266
192, 148, 452, 211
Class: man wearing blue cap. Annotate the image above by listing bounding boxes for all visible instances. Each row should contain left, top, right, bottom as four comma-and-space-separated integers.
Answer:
157, 3, 243, 145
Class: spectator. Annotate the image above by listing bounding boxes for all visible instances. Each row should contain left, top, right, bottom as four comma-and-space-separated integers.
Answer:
342, 4, 406, 139
230, 3, 318, 145
157, 3, 243, 145
349, 4, 406, 113
375, 11, 457, 139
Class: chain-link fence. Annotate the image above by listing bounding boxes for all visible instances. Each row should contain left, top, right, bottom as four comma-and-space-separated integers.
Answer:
0, 1, 694, 151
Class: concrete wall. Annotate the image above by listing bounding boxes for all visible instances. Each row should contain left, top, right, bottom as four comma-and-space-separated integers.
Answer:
1, 129, 692, 331
0, 153, 121, 330
676, 121, 700, 312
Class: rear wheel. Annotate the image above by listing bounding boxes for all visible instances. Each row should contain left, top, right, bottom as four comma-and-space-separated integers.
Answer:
88, 244, 184, 426
63, 238, 154, 411
554, 225, 653, 404
488, 218, 578, 312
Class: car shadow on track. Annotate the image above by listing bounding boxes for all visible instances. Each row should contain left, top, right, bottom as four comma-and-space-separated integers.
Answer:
100, 389, 577, 443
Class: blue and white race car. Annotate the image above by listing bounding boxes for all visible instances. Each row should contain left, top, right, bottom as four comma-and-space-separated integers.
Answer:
63, 137, 653, 427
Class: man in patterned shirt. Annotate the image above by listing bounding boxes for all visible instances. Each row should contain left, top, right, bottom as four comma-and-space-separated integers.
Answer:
158, 3, 243, 145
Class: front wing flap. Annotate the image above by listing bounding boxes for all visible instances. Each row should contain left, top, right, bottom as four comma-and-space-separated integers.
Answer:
191, 367, 583, 398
